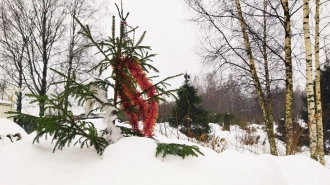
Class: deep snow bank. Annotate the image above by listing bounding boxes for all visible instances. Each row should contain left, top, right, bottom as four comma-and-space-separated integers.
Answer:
0, 132, 330, 185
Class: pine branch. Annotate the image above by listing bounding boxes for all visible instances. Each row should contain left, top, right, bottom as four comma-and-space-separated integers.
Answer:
156, 143, 204, 160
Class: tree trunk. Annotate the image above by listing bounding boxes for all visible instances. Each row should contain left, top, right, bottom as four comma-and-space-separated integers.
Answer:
64, 12, 76, 113
16, 41, 26, 116
303, 0, 318, 161
283, 0, 294, 155
39, 8, 48, 117
0, 0, 27, 116
263, 0, 274, 135
17, 65, 23, 127
235, 0, 277, 155
314, 0, 325, 165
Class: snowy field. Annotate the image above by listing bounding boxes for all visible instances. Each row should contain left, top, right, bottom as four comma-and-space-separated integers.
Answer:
1, 118, 330, 185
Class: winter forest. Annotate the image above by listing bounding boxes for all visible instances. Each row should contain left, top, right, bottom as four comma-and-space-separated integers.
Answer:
1, 0, 330, 184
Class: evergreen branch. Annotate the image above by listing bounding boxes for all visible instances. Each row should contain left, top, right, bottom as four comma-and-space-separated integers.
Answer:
156, 143, 204, 160
10, 94, 110, 155
135, 31, 146, 47
50, 68, 116, 110
116, 126, 144, 137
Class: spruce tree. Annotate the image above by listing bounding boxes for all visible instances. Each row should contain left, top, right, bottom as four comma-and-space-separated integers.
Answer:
8, 2, 180, 155
169, 74, 210, 139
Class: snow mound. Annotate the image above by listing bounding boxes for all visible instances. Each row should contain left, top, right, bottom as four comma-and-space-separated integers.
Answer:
0, 121, 330, 185
0, 118, 27, 148
0, 118, 26, 135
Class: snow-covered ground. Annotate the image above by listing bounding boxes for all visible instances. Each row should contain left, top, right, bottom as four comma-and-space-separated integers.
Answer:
0, 118, 28, 149
0, 118, 330, 185
156, 122, 330, 167
157, 123, 287, 154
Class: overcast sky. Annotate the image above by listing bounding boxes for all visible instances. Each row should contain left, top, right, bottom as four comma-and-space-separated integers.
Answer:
105, 0, 202, 90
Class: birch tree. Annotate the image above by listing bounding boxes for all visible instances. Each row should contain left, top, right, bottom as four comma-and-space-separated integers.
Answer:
263, 0, 273, 128
302, 0, 328, 164
184, 0, 284, 155
23, 0, 66, 116
303, 0, 317, 160
282, 0, 294, 155
235, 0, 278, 155
314, 0, 325, 165
62, 0, 100, 113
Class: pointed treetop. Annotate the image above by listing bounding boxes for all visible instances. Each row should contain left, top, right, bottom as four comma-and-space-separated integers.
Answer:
184, 72, 190, 84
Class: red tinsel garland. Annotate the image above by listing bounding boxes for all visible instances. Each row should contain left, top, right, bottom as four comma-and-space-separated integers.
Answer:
116, 58, 158, 136
125, 58, 158, 136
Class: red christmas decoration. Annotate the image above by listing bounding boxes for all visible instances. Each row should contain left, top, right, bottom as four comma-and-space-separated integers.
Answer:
116, 57, 158, 136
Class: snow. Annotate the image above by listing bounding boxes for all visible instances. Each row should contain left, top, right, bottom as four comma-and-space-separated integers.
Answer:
0, 100, 12, 104
0, 118, 27, 149
156, 122, 287, 155
0, 119, 330, 185
84, 84, 123, 143
0, 118, 26, 135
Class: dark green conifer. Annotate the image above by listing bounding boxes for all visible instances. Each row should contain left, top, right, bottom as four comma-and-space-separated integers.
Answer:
169, 74, 210, 138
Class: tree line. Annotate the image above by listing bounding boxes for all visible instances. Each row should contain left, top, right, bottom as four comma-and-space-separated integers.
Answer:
158, 73, 305, 125
179, 0, 330, 164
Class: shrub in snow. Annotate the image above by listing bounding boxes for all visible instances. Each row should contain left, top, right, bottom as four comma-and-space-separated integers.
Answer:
275, 118, 309, 153
238, 127, 260, 145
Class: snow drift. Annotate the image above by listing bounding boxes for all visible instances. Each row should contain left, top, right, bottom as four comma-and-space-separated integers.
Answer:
0, 119, 330, 185
0, 118, 27, 149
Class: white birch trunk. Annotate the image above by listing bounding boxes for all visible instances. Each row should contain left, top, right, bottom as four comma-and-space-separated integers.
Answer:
235, 0, 277, 155
314, 0, 325, 165
303, 0, 317, 161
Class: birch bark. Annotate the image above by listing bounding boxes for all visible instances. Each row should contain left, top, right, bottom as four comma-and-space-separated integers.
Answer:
236, 0, 278, 155
314, 0, 325, 165
303, 0, 317, 160
283, 0, 294, 155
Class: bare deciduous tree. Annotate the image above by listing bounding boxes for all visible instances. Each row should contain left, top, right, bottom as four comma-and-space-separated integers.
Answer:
184, 0, 311, 156
0, 0, 109, 117
24, 0, 66, 116
184, 0, 293, 155
62, 0, 101, 113
0, 0, 31, 113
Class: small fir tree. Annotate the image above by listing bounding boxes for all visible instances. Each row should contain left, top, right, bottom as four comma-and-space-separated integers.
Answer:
169, 74, 210, 139
9, 2, 180, 155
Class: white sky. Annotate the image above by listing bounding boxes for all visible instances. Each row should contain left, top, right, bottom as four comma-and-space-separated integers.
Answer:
105, 0, 202, 90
